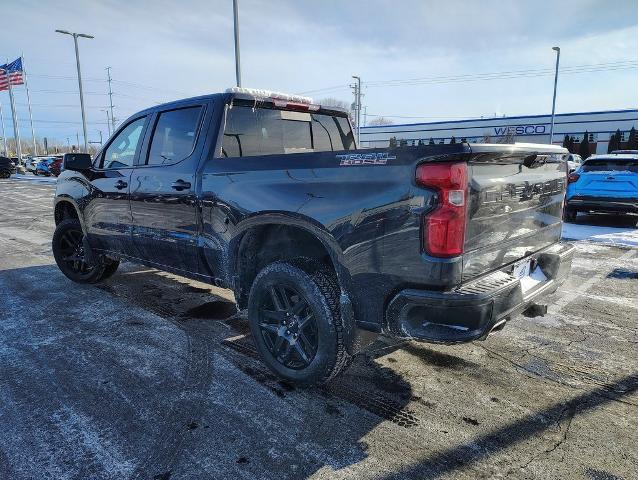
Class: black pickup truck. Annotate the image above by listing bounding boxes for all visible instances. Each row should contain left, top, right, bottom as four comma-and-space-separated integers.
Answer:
53, 88, 574, 385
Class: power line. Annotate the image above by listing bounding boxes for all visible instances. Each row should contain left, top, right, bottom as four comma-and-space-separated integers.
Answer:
16, 103, 110, 109
364, 60, 638, 87
28, 89, 108, 95
299, 60, 638, 96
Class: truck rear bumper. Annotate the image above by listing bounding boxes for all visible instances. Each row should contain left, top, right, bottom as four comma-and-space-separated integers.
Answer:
385, 242, 575, 343
567, 195, 638, 214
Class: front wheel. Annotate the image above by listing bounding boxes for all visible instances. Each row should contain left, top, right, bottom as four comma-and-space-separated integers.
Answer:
52, 219, 119, 283
247, 261, 350, 386
0, 170, 10, 179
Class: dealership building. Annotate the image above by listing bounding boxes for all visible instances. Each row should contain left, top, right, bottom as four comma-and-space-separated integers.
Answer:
360, 108, 638, 154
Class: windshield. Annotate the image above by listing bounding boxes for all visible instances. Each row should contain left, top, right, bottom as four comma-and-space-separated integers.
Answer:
582, 158, 638, 173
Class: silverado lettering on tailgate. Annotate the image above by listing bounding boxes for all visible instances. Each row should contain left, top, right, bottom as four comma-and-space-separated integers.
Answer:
482, 178, 566, 204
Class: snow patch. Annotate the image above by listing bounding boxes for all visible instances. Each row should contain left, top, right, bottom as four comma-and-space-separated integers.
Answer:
562, 222, 638, 248
11, 173, 58, 184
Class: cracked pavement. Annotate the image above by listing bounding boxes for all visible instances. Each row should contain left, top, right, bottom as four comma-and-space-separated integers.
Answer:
0, 177, 637, 480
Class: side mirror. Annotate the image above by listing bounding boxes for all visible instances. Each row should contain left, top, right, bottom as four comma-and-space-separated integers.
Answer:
63, 153, 93, 172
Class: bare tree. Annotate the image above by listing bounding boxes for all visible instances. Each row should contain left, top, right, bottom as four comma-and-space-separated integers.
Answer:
367, 117, 394, 126
317, 97, 351, 112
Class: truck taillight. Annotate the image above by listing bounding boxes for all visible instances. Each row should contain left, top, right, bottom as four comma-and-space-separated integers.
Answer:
567, 172, 580, 183
416, 162, 468, 258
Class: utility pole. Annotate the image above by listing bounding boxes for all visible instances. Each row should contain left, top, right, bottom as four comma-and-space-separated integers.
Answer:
56, 29, 94, 153
351, 76, 362, 146
106, 67, 116, 132
101, 109, 111, 137
232, 0, 242, 87
549, 46, 561, 146
363, 106, 368, 127
76, 132, 80, 151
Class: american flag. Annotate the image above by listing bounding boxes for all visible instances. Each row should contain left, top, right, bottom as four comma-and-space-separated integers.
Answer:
0, 57, 25, 91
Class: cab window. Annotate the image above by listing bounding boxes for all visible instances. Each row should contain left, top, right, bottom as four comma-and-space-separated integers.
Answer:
147, 106, 202, 165
101, 117, 146, 169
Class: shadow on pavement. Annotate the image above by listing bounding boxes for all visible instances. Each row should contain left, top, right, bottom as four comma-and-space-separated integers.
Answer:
376, 373, 638, 480
572, 212, 638, 228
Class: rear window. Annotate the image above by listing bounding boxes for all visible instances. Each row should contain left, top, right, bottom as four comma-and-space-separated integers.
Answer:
221, 105, 355, 158
582, 158, 638, 173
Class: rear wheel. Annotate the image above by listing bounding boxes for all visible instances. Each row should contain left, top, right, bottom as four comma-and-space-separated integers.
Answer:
247, 261, 350, 385
52, 219, 119, 283
0, 170, 10, 179
563, 208, 577, 223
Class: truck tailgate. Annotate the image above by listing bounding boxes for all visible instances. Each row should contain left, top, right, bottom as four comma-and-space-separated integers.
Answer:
463, 144, 567, 281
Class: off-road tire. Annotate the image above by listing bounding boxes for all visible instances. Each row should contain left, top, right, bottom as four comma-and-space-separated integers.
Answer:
52, 219, 120, 284
247, 260, 351, 386
0, 170, 10, 179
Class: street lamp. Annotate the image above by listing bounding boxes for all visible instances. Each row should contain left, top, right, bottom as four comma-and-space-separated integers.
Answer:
549, 46, 560, 146
56, 29, 94, 153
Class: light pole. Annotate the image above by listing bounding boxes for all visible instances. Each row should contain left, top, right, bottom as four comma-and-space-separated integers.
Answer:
549, 46, 560, 146
232, 0, 242, 87
56, 29, 94, 153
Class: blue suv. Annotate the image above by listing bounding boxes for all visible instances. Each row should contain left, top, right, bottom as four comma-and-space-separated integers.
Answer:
565, 152, 638, 222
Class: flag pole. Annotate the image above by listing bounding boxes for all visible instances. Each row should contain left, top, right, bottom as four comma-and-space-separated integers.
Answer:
0, 100, 7, 156
21, 53, 38, 156
6, 60, 22, 164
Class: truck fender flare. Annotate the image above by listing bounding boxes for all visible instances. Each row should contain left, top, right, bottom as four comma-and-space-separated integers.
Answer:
229, 212, 354, 299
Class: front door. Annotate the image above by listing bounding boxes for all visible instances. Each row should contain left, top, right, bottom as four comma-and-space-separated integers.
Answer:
129, 103, 207, 276
83, 116, 148, 257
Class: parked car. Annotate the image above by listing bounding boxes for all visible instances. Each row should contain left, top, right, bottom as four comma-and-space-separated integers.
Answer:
26, 156, 45, 173
53, 88, 574, 385
566, 153, 582, 172
35, 157, 55, 176
48, 156, 64, 176
0, 155, 16, 178
565, 152, 638, 222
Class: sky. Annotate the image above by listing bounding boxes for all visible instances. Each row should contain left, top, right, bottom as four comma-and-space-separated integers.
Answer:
1, 0, 637, 148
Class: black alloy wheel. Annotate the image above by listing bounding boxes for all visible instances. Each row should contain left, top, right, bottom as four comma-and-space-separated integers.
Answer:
56, 225, 95, 279
247, 261, 351, 385
257, 284, 319, 370
52, 219, 120, 284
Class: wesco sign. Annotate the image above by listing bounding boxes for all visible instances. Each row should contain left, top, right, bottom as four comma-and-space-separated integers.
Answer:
494, 124, 547, 136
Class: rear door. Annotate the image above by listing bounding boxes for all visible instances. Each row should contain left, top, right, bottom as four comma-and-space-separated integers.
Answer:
129, 101, 208, 275
84, 115, 149, 256
463, 146, 567, 281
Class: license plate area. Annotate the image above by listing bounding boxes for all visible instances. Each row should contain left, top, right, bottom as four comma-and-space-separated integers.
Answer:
512, 259, 531, 279
512, 258, 548, 294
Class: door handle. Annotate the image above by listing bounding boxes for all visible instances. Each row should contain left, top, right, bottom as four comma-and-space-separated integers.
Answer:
171, 180, 191, 191
114, 180, 128, 190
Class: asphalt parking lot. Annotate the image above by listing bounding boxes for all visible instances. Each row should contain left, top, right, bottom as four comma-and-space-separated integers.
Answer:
1, 177, 637, 480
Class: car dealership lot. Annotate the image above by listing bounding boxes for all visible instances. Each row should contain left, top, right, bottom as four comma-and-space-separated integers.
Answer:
0, 177, 636, 480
